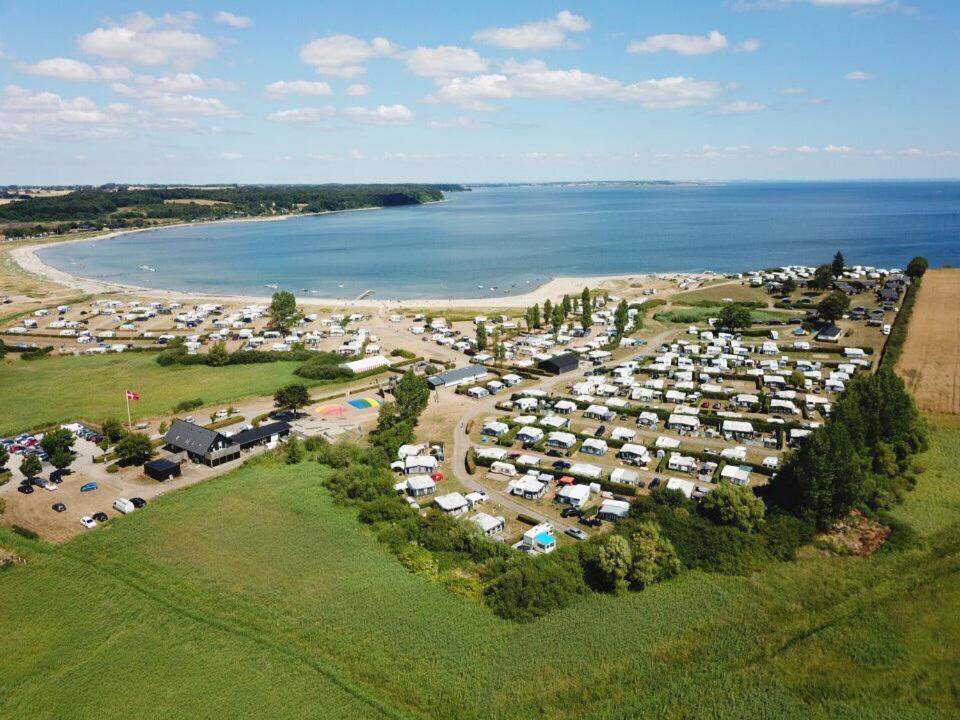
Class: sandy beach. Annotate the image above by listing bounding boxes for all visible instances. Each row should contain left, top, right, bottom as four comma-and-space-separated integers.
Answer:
7, 215, 705, 310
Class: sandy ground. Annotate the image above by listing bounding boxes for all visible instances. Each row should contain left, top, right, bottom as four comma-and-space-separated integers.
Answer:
7, 214, 705, 310
897, 269, 960, 415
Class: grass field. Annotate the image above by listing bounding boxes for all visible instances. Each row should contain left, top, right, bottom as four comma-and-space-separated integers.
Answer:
654, 306, 795, 324
670, 282, 773, 306
1, 420, 957, 719
0, 352, 324, 434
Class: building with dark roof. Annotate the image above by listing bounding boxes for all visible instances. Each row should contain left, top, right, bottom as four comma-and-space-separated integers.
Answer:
232, 421, 291, 450
538, 352, 579, 375
426, 365, 489, 389
143, 457, 182, 481
163, 419, 240, 467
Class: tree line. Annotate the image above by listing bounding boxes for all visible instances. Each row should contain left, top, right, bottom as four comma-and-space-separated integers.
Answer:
0, 184, 461, 235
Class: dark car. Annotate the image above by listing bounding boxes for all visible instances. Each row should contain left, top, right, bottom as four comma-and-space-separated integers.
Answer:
649, 477, 663, 490
595, 425, 606, 437
546, 449, 562, 458
92, 512, 108, 523
130, 497, 147, 509
712, 402, 722, 410
52, 502, 66, 513
578, 516, 602, 528
552, 460, 572, 470
560, 506, 581, 518
17, 484, 34, 495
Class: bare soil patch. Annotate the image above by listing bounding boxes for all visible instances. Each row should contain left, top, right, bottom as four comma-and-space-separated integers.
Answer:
897, 269, 960, 414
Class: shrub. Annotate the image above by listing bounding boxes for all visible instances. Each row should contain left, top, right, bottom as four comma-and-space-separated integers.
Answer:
173, 398, 203, 413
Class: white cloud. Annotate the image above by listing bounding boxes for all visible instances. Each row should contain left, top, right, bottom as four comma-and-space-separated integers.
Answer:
15, 58, 132, 82
404, 46, 488, 78
718, 100, 766, 113
795, 145, 818, 153
473, 10, 590, 50
111, 84, 235, 115
299, 35, 394, 77
824, 143, 854, 153
810, 0, 883, 5
427, 116, 492, 129
346, 83, 371, 97
499, 58, 549, 75
135, 73, 238, 92
215, 11, 253, 29
78, 13, 218, 66
844, 71, 874, 80
266, 107, 336, 122
628, 31, 760, 56
523, 151, 564, 160
222, 152, 242, 160
343, 104, 413, 123
0, 84, 135, 137
265, 80, 333, 96
430, 69, 720, 111
769, 145, 789, 152
628, 30, 728, 56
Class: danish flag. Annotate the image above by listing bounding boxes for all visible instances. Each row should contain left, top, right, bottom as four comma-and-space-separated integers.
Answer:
125, 390, 141, 401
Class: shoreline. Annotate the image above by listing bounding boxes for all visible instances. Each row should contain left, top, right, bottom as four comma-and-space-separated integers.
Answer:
7, 205, 717, 310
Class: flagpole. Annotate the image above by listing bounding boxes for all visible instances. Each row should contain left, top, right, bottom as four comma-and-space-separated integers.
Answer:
125, 390, 132, 430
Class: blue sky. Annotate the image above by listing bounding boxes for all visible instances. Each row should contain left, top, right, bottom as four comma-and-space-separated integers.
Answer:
0, 0, 957, 183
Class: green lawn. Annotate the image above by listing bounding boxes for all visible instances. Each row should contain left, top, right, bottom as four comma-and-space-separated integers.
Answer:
655, 306, 796, 324
0, 352, 327, 435
1, 424, 958, 719
670, 283, 772, 306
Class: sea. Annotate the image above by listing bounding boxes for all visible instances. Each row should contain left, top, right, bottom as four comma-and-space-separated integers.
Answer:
37, 182, 960, 300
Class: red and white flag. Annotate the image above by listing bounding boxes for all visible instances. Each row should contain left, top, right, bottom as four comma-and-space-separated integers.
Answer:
125, 390, 141, 401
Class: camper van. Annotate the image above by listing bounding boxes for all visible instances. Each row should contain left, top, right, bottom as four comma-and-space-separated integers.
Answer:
113, 498, 136, 514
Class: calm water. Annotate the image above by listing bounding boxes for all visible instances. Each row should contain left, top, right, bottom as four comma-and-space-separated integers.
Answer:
39, 182, 960, 299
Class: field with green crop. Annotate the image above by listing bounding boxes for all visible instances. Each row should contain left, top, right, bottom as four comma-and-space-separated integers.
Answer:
1, 424, 958, 719
0, 352, 326, 435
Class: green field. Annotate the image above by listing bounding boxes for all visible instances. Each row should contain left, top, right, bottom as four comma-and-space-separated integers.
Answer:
670, 282, 773, 306
1, 422, 958, 719
0, 352, 331, 435
655, 306, 796, 324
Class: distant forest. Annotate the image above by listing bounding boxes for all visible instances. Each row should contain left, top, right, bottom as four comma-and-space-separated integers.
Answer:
0, 184, 465, 237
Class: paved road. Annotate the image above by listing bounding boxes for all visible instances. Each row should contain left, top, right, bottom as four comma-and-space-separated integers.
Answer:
447, 329, 676, 535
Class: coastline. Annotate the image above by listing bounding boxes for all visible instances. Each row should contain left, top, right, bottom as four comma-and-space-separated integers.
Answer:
7, 200, 710, 309
10, 237, 676, 309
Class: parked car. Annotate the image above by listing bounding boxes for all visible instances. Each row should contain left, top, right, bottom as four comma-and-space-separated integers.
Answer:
595, 425, 607, 437
565, 527, 589, 541
52, 502, 66, 512
92, 512, 108, 523
80, 516, 97, 529
80, 482, 98, 492
560, 506, 581, 518
649, 477, 663, 490
42, 481, 58, 492
17, 484, 34, 495
130, 497, 147, 509
552, 460, 572, 470
546, 449, 562, 457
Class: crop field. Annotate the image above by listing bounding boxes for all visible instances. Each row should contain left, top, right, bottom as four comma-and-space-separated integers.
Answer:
897, 269, 960, 415
1, 423, 958, 719
0, 352, 322, 435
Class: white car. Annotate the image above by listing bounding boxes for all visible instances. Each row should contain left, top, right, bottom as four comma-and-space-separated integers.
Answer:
80, 516, 97, 529
42, 482, 58, 492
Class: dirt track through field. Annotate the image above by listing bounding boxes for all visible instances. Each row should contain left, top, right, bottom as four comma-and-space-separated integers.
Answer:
897, 269, 960, 415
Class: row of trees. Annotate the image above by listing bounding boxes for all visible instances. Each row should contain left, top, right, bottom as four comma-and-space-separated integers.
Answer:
767, 368, 927, 529
0, 185, 457, 228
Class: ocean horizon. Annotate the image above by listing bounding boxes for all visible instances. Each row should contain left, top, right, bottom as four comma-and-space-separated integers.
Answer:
38, 181, 960, 300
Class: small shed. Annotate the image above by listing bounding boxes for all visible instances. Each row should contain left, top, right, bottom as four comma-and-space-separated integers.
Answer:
143, 457, 182, 482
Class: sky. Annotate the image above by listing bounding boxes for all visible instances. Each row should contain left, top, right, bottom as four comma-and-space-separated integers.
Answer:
0, 0, 958, 184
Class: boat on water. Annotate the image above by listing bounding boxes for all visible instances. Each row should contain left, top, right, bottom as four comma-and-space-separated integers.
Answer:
139, 265, 156, 272
264, 283, 279, 289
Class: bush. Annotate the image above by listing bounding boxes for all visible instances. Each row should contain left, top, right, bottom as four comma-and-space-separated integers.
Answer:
106, 463, 120, 474
295, 362, 353, 381
173, 398, 203, 412
485, 554, 585, 622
